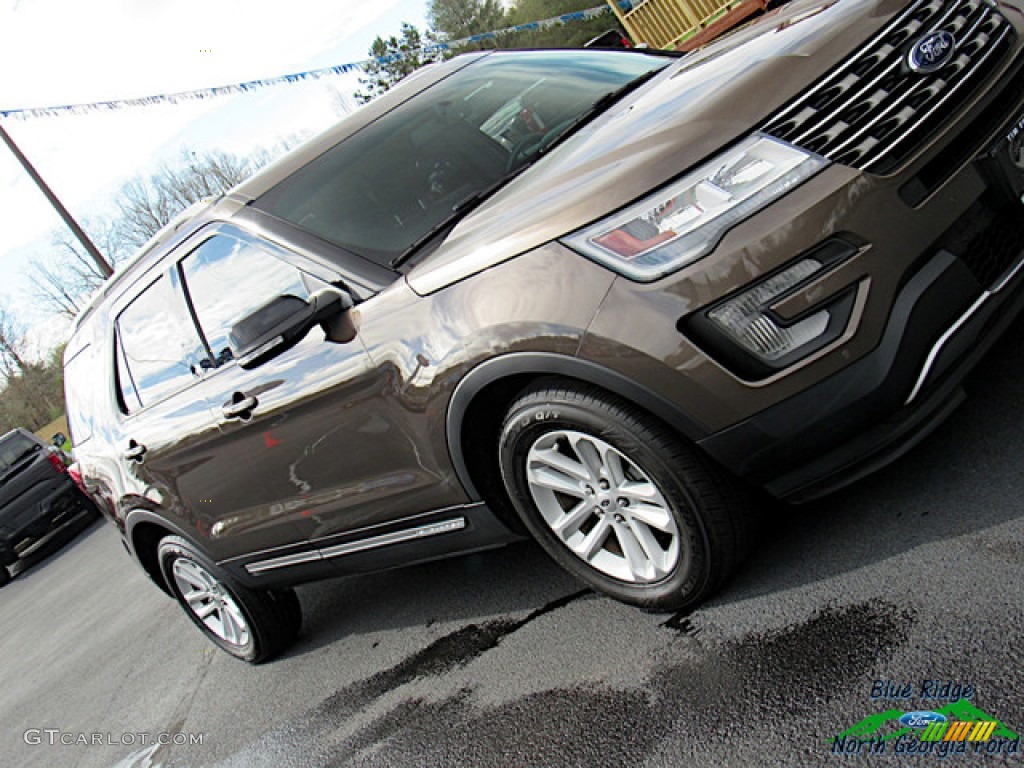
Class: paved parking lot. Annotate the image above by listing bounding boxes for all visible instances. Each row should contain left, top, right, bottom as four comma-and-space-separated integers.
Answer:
2, 316, 1023, 768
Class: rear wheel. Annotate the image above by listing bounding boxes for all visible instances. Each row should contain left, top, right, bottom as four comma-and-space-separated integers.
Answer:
499, 382, 756, 611
157, 536, 301, 663
0, 565, 10, 588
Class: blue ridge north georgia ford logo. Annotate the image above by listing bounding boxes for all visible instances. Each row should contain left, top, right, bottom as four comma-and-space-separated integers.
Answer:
907, 30, 957, 73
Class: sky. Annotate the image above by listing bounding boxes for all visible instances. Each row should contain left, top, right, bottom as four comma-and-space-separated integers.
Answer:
0, 0, 431, 355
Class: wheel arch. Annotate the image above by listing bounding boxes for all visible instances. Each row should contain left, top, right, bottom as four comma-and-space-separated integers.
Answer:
446, 352, 707, 511
125, 511, 203, 596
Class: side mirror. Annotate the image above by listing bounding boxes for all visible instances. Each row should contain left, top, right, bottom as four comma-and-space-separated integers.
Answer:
231, 288, 352, 369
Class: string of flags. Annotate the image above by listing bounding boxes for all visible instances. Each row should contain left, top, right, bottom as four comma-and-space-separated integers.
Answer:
0, 6, 610, 120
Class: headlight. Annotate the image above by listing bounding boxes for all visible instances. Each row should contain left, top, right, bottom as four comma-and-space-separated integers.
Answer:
561, 134, 828, 281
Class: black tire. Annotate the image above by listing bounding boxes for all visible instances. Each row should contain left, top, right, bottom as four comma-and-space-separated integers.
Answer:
157, 536, 301, 663
0, 565, 10, 588
499, 381, 756, 612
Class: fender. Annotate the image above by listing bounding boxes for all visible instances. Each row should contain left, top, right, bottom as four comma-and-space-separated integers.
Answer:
124, 508, 203, 556
124, 508, 208, 595
445, 351, 707, 499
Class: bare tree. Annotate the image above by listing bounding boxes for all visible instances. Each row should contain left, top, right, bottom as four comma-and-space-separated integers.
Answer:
114, 148, 271, 249
0, 306, 29, 376
27, 145, 284, 319
0, 306, 61, 430
29, 218, 127, 318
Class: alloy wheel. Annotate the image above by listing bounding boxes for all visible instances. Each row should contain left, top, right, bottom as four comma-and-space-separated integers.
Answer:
171, 558, 251, 647
524, 429, 682, 583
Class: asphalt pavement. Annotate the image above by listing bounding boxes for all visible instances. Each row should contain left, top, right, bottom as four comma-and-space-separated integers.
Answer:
1, 315, 1022, 768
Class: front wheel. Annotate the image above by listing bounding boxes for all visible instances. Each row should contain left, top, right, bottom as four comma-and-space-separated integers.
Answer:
157, 536, 301, 663
499, 382, 755, 611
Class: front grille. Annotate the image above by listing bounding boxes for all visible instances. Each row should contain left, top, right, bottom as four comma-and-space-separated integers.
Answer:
763, 0, 1014, 173
900, 49, 1024, 206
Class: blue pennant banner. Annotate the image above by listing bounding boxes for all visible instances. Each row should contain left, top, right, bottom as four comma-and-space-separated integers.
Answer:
0, 6, 609, 120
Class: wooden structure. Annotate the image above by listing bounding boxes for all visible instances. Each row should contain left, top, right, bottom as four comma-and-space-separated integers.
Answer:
607, 0, 768, 52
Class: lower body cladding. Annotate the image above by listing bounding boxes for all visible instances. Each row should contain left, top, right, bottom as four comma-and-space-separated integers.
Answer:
220, 502, 522, 588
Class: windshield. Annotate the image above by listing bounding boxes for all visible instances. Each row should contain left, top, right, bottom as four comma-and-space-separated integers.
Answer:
255, 50, 669, 267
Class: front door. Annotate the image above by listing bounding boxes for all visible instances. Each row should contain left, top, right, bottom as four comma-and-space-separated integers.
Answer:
173, 227, 442, 552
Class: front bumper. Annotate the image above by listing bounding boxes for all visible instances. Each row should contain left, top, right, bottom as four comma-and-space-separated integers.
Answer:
699, 224, 1024, 501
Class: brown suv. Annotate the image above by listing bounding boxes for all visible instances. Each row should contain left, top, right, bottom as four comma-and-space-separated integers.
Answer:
65, 0, 1024, 662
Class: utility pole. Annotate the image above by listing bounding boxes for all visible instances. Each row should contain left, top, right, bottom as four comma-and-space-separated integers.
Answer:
0, 120, 113, 277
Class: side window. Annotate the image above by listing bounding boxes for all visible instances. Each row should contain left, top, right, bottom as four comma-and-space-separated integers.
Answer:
180, 235, 310, 366
115, 331, 143, 413
116, 274, 209, 411
64, 343, 98, 443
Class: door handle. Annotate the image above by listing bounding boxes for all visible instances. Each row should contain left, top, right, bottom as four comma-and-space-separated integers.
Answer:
123, 440, 147, 463
222, 393, 259, 420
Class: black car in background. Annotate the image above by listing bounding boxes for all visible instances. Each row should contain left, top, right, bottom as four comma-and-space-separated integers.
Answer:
0, 428, 97, 587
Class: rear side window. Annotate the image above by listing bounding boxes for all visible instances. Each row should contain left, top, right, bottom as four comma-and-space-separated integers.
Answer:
115, 333, 143, 413
64, 343, 100, 442
179, 234, 311, 366
116, 274, 208, 412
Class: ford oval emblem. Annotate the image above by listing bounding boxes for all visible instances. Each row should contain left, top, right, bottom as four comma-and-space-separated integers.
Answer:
907, 30, 957, 74
899, 711, 948, 729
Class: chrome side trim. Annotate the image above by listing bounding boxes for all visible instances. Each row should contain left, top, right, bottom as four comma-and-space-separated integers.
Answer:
906, 249, 1024, 404
244, 516, 468, 575
230, 504, 483, 569
245, 550, 322, 575
319, 517, 467, 560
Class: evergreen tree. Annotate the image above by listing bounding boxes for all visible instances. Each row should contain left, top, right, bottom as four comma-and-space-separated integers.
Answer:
428, 0, 507, 40
354, 23, 443, 104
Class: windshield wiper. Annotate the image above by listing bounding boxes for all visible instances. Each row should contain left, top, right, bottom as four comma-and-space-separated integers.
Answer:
389, 172, 519, 270
389, 66, 665, 271
550, 67, 664, 147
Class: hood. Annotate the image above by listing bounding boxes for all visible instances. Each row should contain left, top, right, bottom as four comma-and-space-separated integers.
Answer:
408, 0, 907, 295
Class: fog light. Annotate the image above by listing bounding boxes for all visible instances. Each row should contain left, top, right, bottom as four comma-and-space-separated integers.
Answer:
708, 259, 828, 361
685, 239, 860, 379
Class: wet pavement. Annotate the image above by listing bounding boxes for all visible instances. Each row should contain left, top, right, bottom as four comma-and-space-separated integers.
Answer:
2, 315, 1023, 768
